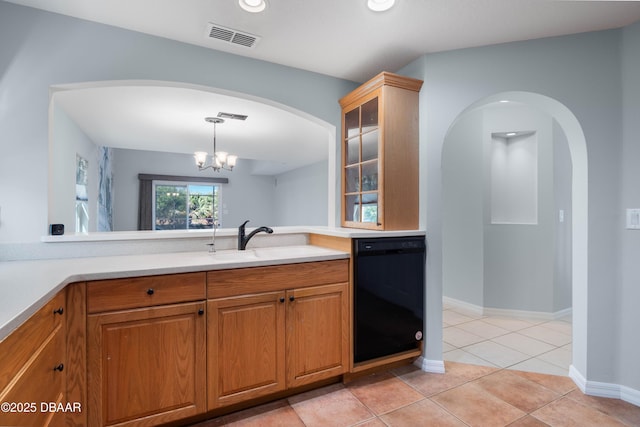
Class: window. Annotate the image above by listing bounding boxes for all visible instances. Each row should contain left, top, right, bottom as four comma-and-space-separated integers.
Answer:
152, 181, 220, 230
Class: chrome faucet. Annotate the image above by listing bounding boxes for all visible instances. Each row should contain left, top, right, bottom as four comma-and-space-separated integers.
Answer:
238, 220, 273, 250
207, 220, 220, 253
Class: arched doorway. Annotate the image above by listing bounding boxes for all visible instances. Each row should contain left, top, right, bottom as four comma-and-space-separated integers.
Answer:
441, 91, 587, 378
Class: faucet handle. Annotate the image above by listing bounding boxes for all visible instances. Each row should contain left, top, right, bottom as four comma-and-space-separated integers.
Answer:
239, 220, 250, 230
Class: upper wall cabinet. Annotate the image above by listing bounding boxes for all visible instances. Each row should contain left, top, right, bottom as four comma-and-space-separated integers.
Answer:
339, 72, 423, 230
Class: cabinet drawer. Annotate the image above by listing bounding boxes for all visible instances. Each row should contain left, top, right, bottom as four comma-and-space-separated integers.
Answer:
0, 291, 65, 393
207, 259, 349, 298
87, 272, 206, 314
0, 324, 66, 427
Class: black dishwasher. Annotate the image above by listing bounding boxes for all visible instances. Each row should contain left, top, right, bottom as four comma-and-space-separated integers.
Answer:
353, 236, 425, 363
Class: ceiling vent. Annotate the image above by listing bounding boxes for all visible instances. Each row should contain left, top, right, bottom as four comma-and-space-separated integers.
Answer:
206, 23, 260, 48
218, 112, 248, 121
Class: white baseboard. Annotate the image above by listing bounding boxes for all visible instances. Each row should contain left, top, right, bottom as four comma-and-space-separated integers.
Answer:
414, 356, 445, 374
443, 296, 572, 321
570, 365, 640, 407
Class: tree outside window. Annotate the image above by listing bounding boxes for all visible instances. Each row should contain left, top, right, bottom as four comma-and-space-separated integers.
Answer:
153, 182, 220, 230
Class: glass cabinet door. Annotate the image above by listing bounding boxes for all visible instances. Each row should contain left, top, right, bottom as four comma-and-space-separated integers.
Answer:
343, 97, 380, 226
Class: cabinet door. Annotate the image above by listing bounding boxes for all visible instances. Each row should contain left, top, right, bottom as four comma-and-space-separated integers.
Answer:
207, 292, 286, 410
87, 302, 206, 427
286, 282, 349, 388
343, 94, 382, 229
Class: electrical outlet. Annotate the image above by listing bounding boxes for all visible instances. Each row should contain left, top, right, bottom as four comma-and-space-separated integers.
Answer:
626, 209, 640, 230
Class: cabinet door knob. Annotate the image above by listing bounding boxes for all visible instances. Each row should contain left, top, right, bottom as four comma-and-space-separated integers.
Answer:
53, 363, 64, 372
147, 288, 155, 295
198, 308, 205, 315
289, 295, 295, 302
53, 307, 64, 315
279, 297, 285, 303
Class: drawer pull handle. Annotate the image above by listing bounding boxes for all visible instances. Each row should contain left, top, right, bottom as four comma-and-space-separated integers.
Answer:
147, 288, 155, 295
279, 297, 285, 303
54, 364, 64, 372
289, 296, 295, 302
53, 307, 64, 315
198, 308, 205, 315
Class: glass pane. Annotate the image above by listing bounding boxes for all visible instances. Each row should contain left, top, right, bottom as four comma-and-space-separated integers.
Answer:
345, 108, 360, 139
362, 130, 379, 162
361, 97, 378, 133
345, 194, 361, 222
362, 161, 378, 191
346, 137, 360, 165
345, 165, 360, 193
155, 185, 187, 230
188, 184, 215, 229
361, 193, 378, 224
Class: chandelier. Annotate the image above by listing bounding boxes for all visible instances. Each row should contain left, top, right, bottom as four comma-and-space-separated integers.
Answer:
194, 117, 238, 172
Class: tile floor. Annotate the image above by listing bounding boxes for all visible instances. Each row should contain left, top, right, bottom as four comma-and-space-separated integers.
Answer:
443, 302, 572, 376
192, 361, 640, 426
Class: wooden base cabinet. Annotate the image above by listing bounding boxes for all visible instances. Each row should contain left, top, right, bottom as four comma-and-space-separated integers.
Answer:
86, 272, 206, 427
207, 291, 286, 409
0, 291, 67, 427
207, 260, 350, 410
87, 302, 206, 427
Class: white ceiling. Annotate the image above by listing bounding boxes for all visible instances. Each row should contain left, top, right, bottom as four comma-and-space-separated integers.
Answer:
10, 0, 640, 175
52, 83, 330, 175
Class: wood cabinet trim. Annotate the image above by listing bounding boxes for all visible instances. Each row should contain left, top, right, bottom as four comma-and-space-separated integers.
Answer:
207, 260, 349, 299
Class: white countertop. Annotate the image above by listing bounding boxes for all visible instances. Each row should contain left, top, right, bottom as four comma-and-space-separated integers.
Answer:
40, 226, 426, 242
0, 245, 349, 341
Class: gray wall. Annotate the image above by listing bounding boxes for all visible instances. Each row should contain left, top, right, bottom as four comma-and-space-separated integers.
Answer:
111, 149, 278, 231
619, 20, 640, 397
2, 0, 640, 397
0, 1, 357, 248
273, 160, 328, 226
400, 28, 630, 390
442, 103, 571, 314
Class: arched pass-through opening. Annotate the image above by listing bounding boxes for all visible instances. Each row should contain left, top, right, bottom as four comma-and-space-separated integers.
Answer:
441, 91, 588, 381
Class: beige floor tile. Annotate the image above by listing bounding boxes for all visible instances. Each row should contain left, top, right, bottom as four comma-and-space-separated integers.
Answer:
519, 324, 572, 347
491, 332, 556, 357
443, 310, 476, 326
463, 341, 530, 368
510, 369, 577, 394
456, 319, 511, 339
443, 349, 499, 368
508, 357, 569, 376
538, 320, 573, 335
443, 326, 486, 347
537, 346, 572, 370
482, 316, 538, 332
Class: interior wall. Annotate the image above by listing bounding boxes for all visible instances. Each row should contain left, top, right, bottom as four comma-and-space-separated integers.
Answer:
443, 103, 570, 315
0, 1, 357, 247
399, 28, 622, 387
273, 160, 328, 226
553, 120, 573, 312
112, 148, 277, 231
442, 108, 485, 307
49, 104, 99, 233
619, 20, 640, 396
482, 104, 556, 313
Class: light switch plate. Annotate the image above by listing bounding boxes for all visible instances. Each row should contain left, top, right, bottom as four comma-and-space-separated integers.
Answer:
626, 209, 640, 230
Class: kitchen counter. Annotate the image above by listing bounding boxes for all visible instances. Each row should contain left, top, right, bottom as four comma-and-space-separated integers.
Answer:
0, 245, 349, 341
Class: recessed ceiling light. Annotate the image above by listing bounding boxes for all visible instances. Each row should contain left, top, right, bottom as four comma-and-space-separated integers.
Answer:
367, 0, 395, 12
499, 100, 510, 103
239, 0, 266, 13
